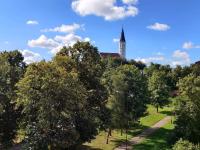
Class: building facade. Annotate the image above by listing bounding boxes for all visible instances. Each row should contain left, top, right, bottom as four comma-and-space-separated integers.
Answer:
100, 28, 126, 59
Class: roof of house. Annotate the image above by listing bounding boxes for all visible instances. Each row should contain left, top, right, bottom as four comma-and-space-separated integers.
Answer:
195, 61, 200, 65
100, 52, 121, 58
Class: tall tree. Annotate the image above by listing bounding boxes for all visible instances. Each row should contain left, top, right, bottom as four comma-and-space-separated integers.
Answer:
55, 42, 108, 144
102, 65, 149, 143
16, 61, 87, 149
148, 71, 170, 112
0, 51, 26, 147
174, 74, 200, 143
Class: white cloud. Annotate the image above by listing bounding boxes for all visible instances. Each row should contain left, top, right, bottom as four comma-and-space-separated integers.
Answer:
122, 0, 138, 5
172, 50, 190, 66
41, 23, 83, 33
28, 35, 59, 49
182, 41, 200, 49
182, 41, 193, 49
84, 37, 91, 42
147, 23, 170, 31
20, 50, 42, 64
173, 50, 190, 60
71, 0, 139, 21
135, 55, 165, 64
28, 33, 91, 54
26, 20, 39, 25
55, 33, 82, 45
113, 38, 119, 43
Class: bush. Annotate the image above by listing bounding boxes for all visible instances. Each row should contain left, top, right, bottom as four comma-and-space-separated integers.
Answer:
172, 139, 200, 150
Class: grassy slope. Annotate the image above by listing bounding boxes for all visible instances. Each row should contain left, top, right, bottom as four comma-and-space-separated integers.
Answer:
133, 120, 174, 150
80, 105, 172, 150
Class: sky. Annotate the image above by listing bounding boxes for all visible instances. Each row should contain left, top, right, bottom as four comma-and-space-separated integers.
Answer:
0, 0, 200, 66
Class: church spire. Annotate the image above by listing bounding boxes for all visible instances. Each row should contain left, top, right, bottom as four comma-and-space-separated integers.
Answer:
120, 28, 126, 42
119, 28, 126, 59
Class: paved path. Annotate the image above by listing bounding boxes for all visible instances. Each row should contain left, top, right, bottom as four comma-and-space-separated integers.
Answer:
115, 116, 171, 150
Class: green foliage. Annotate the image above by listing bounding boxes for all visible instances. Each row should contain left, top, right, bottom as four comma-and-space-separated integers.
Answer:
56, 42, 108, 144
17, 61, 87, 149
102, 57, 146, 71
172, 139, 200, 150
148, 70, 170, 112
0, 50, 26, 146
103, 65, 149, 130
145, 63, 175, 91
174, 75, 200, 143
191, 63, 200, 76
171, 65, 192, 90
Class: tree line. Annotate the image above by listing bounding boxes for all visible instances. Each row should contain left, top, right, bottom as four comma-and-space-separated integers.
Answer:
0, 41, 200, 149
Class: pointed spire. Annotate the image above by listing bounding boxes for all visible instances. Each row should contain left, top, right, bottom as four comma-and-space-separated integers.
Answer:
120, 28, 126, 42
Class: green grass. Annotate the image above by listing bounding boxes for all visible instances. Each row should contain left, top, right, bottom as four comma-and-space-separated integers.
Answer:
133, 119, 174, 150
79, 105, 173, 150
140, 105, 172, 127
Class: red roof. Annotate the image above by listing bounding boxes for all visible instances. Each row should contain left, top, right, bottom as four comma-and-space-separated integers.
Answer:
100, 52, 121, 58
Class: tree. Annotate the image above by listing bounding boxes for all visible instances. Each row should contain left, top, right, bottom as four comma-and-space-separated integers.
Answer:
102, 58, 146, 71
0, 51, 26, 147
172, 139, 200, 150
148, 71, 170, 112
174, 74, 200, 143
171, 65, 192, 91
16, 61, 87, 149
191, 62, 200, 76
55, 42, 108, 144
102, 65, 149, 143
128, 59, 146, 70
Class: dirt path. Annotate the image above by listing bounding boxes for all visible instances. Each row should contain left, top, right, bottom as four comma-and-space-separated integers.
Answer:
114, 116, 171, 150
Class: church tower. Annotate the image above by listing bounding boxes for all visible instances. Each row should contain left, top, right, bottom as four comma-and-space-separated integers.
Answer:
119, 28, 126, 59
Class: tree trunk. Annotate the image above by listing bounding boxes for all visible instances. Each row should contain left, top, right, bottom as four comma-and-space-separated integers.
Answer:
121, 128, 123, 136
109, 128, 112, 136
156, 106, 159, 113
106, 128, 111, 144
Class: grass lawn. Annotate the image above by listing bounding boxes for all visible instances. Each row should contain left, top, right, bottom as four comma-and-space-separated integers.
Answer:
133, 119, 174, 150
79, 105, 173, 150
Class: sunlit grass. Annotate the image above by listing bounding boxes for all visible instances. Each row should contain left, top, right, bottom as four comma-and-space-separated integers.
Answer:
133, 119, 174, 150
80, 105, 173, 150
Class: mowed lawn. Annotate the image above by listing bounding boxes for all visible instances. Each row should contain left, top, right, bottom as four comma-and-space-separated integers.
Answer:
79, 105, 173, 150
133, 120, 174, 150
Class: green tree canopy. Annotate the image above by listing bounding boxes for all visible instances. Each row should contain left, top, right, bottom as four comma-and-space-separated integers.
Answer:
148, 70, 170, 112
0, 50, 26, 146
174, 74, 200, 143
55, 42, 108, 144
17, 61, 87, 149
103, 65, 149, 131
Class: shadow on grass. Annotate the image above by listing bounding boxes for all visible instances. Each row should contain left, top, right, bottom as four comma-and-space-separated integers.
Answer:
75, 145, 103, 150
132, 127, 174, 150
160, 110, 173, 116
111, 138, 132, 148
110, 124, 149, 148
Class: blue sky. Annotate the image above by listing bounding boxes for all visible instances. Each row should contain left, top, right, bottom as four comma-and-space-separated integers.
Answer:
0, 0, 200, 65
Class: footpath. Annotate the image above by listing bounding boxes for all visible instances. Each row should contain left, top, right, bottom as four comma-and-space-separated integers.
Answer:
115, 116, 171, 150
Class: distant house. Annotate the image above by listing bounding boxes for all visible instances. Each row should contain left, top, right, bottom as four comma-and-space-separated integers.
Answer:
100, 28, 126, 59
195, 61, 200, 65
